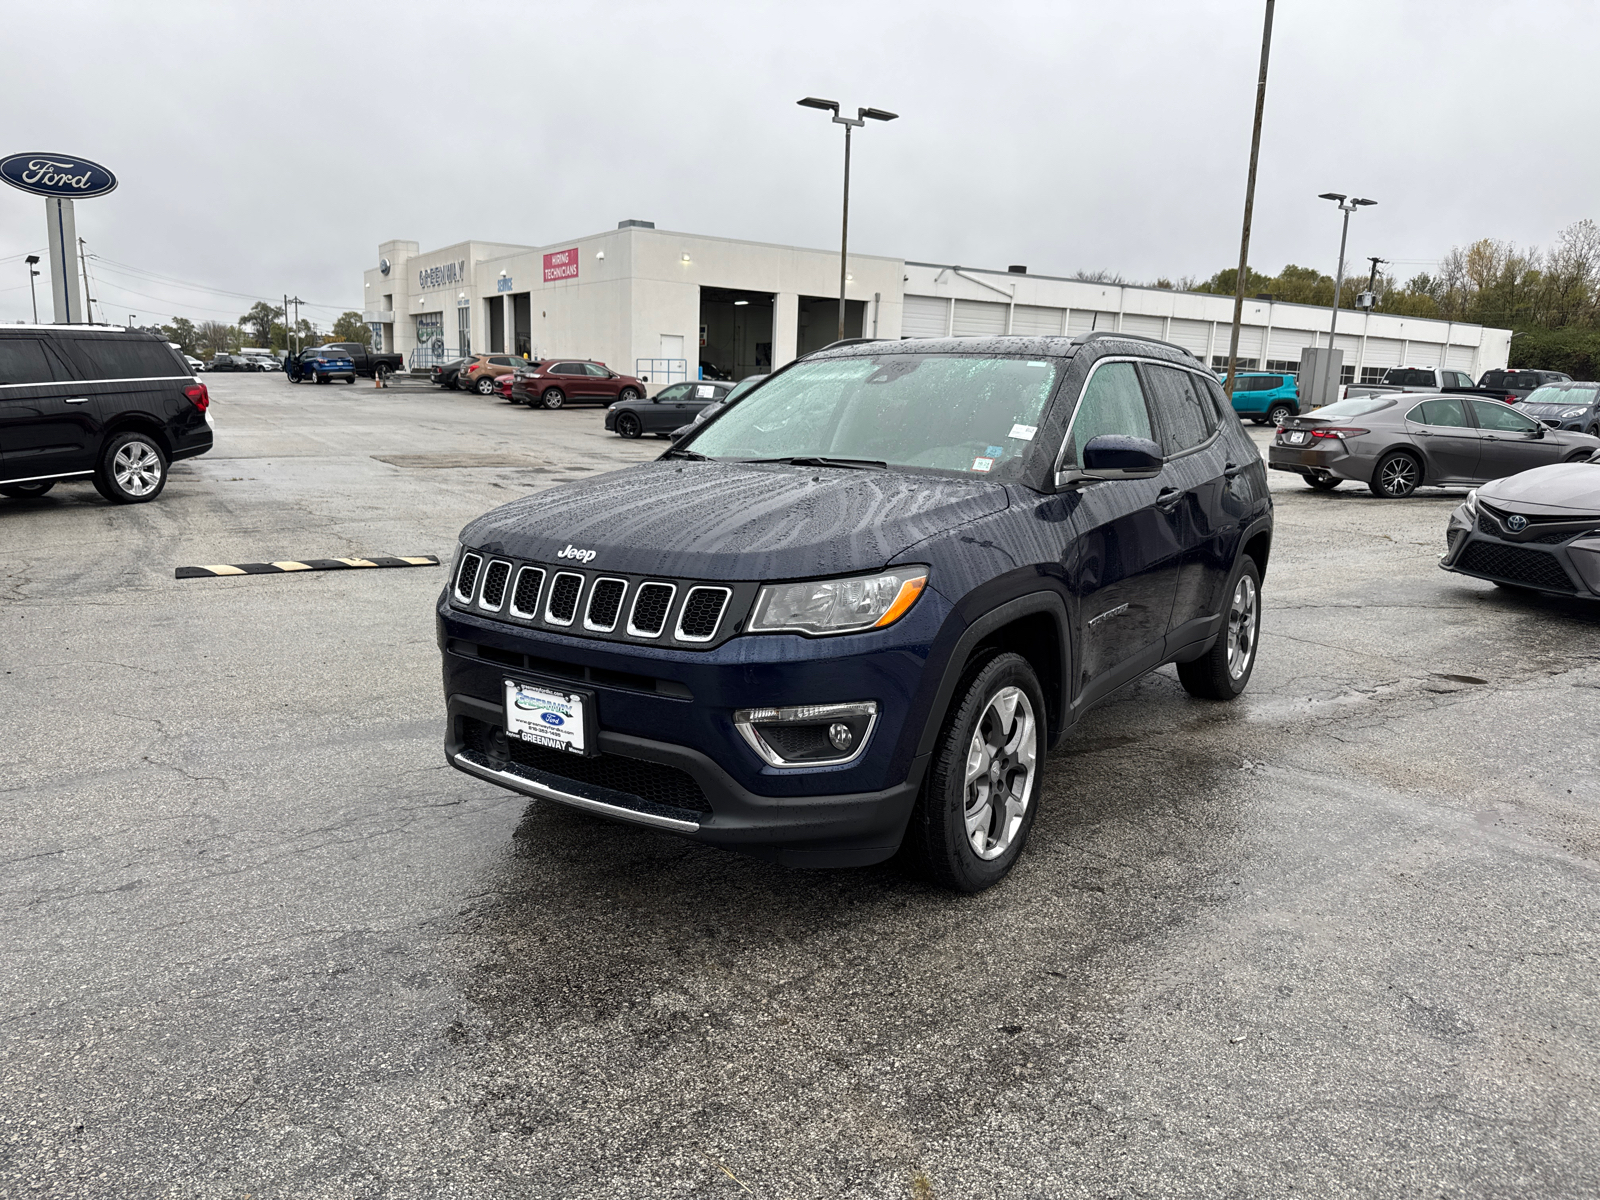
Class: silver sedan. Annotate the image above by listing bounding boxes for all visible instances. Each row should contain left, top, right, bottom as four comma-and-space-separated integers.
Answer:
1267, 392, 1600, 497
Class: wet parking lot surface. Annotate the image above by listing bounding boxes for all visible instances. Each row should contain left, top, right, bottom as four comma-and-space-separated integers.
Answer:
4, 373, 1599, 1198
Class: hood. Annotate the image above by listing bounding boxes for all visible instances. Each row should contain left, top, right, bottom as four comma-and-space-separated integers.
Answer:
1480, 461, 1600, 514
461, 459, 1010, 579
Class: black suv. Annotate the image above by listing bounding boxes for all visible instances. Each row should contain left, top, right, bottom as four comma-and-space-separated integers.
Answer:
0, 325, 212, 503
438, 334, 1273, 890
1479, 368, 1572, 400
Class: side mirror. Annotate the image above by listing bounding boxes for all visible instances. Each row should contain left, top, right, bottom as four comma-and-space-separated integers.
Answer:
1059, 435, 1165, 487
1531, 427, 1546, 438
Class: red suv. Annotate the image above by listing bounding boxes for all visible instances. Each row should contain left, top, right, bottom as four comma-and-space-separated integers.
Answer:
509, 359, 647, 410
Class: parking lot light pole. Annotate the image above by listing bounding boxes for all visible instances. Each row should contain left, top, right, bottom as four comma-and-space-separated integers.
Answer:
1318, 193, 1376, 346
25, 255, 40, 322
798, 97, 898, 343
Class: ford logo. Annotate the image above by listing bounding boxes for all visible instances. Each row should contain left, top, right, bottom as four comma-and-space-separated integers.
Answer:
1506, 514, 1528, 533
1, 152, 118, 199
540, 712, 565, 727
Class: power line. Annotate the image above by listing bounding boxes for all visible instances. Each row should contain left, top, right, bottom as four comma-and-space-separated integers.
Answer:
87, 254, 351, 312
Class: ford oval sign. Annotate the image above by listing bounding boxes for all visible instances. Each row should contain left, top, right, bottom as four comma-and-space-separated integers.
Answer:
1, 152, 118, 199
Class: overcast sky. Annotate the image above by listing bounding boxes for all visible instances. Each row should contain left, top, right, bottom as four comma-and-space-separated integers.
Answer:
4, 0, 1598, 328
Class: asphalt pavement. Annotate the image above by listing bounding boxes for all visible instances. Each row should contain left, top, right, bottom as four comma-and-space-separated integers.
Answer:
3, 373, 1598, 1198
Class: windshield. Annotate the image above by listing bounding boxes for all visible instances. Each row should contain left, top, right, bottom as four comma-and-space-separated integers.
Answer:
1309, 395, 1395, 419
684, 354, 1060, 478
1524, 386, 1597, 407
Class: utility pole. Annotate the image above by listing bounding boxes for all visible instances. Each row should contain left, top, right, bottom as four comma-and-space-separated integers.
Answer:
1223, 0, 1275, 398
1365, 256, 1387, 294
78, 236, 94, 324
288, 294, 305, 355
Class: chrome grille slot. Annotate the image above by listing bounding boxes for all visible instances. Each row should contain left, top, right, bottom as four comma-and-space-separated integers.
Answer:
546, 572, 584, 626
628, 582, 676, 638
454, 553, 483, 603
675, 585, 731, 642
509, 566, 546, 618
479, 560, 511, 611
584, 578, 628, 632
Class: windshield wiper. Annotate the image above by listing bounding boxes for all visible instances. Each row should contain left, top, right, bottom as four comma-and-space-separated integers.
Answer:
662, 447, 708, 460
742, 456, 888, 470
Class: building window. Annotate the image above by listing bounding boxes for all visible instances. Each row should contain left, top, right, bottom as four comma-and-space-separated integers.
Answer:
1359, 366, 1386, 384
1340, 364, 1356, 384
1264, 359, 1299, 373
458, 305, 471, 357
1212, 356, 1259, 371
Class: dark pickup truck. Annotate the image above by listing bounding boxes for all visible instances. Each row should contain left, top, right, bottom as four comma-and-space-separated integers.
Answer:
1342, 366, 1527, 405
326, 342, 404, 382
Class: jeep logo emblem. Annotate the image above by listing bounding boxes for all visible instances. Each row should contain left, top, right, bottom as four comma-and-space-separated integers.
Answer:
557, 544, 597, 564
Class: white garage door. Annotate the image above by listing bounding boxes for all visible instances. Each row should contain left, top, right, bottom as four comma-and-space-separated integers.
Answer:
1011, 305, 1064, 336
1167, 319, 1211, 355
1232, 325, 1265, 359
1363, 337, 1403, 368
1120, 313, 1165, 338
952, 299, 1008, 337
1445, 344, 1475, 370
1269, 327, 1315, 361
1407, 341, 1443, 367
900, 295, 949, 338
1067, 310, 1118, 335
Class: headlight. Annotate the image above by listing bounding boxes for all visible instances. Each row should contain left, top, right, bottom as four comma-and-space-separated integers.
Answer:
1464, 488, 1478, 515
1561, 407, 1586, 418
747, 567, 928, 635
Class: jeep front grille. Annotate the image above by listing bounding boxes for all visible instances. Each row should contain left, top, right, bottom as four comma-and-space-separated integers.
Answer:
675, 586, 730, 642
479, 560, 511, 611
454, 552, 482, 603
585, 578, 628, 631
628, 583, 676, 637
510, 567, 545, 618
546, 572, 584, 625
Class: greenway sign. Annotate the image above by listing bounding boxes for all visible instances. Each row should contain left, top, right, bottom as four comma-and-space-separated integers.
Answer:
0, 152, 118, 198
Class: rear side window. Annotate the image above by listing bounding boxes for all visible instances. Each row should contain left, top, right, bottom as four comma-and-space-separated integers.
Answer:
1144, 364, 1215, 454
1408, 397, 1469, 427
0, 338, 74, 384
1388, 368, 1435, 387
1061, 362, 1153, 468
61, 336, 185, 380
1480, 371, 1504, 388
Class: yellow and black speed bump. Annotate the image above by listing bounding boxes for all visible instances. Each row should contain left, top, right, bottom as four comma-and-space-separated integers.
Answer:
175, 555, 439, 580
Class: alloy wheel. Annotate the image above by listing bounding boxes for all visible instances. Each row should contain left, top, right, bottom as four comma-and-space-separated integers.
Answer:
962, 686, 1037, 861
113, 442, 163, 497
1380, 455, 1418, 496
1226, 574, 1258, 680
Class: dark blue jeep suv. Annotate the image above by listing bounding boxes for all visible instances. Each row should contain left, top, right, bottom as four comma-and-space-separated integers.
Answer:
438, 333, 1273, 890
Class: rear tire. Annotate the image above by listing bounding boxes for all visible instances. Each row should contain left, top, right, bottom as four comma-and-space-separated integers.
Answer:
0, 480, 55, 499
1370, 450, 1421, 498
93, 432, 168, 504
1177, 557, 1261, 701
615, 411, 643, 438
900, 651, 1045, 893
1305, 470, 1341, 491
541, 388, 566, 410
1268, 403, 1293, 427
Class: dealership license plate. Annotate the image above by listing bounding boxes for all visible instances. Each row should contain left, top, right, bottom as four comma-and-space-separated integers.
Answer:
1284, 430, 1309, 445
504, 680, 587, 755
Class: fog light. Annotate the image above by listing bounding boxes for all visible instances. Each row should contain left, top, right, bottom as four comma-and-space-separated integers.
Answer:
733, 702, 878, 767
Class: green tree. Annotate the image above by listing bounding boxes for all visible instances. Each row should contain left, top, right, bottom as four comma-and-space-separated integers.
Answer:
239, 301, 284, 348
197, 321, 234, 356
161, 317, 200, 356
330, 311, 372, 346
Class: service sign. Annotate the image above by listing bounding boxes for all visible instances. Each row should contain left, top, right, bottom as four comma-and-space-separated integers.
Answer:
1, 152, 117, 198
543, 248, 579, 282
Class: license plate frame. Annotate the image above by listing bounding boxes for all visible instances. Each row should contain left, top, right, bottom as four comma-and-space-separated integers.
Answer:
503, 678, 597, 757
1284, 430, 1309, 445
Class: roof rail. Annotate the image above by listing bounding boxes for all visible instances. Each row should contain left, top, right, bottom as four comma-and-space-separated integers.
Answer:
815, 337, 882, 352
1071, 330, 1200, 359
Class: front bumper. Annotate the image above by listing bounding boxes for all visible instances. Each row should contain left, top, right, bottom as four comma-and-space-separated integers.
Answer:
437, 586, 954, 864
1439, 500, 1600, 598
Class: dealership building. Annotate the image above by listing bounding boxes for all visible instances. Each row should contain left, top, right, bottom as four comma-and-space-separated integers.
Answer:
361, 221, 1510, 386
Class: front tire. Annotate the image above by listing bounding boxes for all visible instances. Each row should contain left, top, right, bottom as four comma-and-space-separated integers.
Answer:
1370, 451, 1421, 498
618, 387, 641, 403
0, 480, 55, 499
901, 651, 1045, 893
475, 375, 497, 396
615, 411, 643, 438
93, 432, 168, 504
1177, 557, 1261, 700
541, 387, 566, 410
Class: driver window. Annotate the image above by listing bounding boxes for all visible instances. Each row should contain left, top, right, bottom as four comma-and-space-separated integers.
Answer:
1060, 362, 1154, 468
1471, 400, 1540, 433
655, 384, 689, 401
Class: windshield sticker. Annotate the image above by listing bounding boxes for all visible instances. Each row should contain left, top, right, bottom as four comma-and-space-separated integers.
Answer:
1008, 424, 1037, 440
971, 456, 994, 473
986, 445, 1005, 458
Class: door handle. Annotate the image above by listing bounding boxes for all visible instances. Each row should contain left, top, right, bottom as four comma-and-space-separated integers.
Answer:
1155, 487, 1183, 510
1414, 429, 1431, 436
1223, 460, 1246, 478
64, 397, 90, 405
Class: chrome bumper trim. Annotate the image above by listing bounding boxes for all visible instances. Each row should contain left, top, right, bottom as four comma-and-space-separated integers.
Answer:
451, 750, 702, 833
